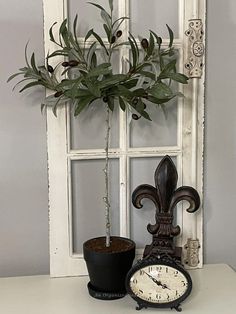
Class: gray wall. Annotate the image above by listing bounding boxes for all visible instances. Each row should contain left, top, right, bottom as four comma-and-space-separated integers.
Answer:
0, 1, 49, 276
204, 0, 236, 269
0, 0, 236, 277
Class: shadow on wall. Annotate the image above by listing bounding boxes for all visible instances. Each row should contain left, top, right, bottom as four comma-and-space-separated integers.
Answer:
204, 0, 236, 269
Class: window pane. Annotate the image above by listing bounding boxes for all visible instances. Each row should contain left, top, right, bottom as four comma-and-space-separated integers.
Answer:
130, 157, 177, 249
129, 47, 180, 148
130, 99, 178, 148
71, 159, 120, 254
70, 100, 119, 150
130, 0, 179, 38
69, 49, 120, 150
68, 0, 118, 37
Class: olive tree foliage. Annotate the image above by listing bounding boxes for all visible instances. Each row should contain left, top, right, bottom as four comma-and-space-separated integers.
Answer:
8, 0, 188, 247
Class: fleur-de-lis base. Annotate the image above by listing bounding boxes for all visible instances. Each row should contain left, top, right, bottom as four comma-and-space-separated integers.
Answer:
132, 155, 200, 258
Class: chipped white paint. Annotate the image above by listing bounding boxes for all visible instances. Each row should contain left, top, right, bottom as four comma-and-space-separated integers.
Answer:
43, 0, 88, 277
43, 0, 206, 276
118, 0, 130, 238
181, 0, 206, 268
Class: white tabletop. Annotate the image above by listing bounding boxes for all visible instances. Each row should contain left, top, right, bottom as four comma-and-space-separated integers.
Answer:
0, 264, 235, 314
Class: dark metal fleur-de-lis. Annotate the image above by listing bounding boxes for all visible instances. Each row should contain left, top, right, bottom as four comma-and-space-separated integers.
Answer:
132, 155, 200, 257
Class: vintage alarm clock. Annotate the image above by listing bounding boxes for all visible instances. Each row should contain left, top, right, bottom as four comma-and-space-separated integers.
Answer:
126, 254, 192, 311
126, 156, 200, 311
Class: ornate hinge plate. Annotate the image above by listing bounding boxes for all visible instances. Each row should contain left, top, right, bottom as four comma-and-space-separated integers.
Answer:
184, 238, 200, 267
185, 19, 205, 78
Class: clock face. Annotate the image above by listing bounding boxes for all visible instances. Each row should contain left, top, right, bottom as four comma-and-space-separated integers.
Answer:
127, 262, 191, 306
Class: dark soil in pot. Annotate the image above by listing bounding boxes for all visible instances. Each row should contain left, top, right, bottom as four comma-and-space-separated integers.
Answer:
83, 236, 136, 300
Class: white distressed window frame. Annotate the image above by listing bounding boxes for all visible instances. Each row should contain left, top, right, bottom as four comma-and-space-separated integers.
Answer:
43, 0, 206, 277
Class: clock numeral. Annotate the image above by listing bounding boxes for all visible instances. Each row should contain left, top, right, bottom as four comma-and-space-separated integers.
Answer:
156, 294, 161, 300
148, 297, 152, 301
140, 270, 144, 276
148, 266, 153, 272
174, 270, 179, 277
133, 279, 138, 284
166, 267, 168, 273
176, 290, 178, 296
181, 280, 186, 286
139, 289, 143, 294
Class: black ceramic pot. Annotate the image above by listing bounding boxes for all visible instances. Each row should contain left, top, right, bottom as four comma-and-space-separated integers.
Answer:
83, 236, 136, 300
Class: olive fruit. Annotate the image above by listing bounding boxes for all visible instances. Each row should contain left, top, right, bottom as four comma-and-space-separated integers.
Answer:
141, 38, 149, 49
54, 91, 63, 98
68, 60, 79, 67
47, 65, 54, 73
62, 61, 69, 67
111, 35, 116, 44
132, 113, 140, 120
116, 30, 122, 38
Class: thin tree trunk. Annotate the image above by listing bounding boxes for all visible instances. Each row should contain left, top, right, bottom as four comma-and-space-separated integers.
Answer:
103, 104, 111, 247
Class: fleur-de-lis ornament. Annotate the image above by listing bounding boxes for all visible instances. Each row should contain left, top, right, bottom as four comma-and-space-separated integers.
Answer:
132, 155, 200, 258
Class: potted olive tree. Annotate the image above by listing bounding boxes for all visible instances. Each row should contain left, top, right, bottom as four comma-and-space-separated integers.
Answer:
8, 0, 188, 300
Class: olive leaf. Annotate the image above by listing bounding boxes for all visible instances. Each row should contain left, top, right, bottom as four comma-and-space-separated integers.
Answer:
159, 59, 177, 77
90, 52, 97, 69
113, 17, 129, 34
101, 10, 112, 28
166, 73, 189, 84
118, 97, 126, 111
98, 74, 126, 89
85, 29, 94, 42
150, 30, 162, 48
86, 63, 112, 77
149, 82, 174, 99
147, 32, 155, 56
91, 30, 109, 55
87, 42, 97, 65
49, 22, 57, 43
19, 81, 43, 93
109, 0, 113, 12
103, 24, 111, 41
128, 34, 139, 70
107, 96, 115, 111
7, 72, 23, 83
74, 95, 96, 116
166, 24, 174, 48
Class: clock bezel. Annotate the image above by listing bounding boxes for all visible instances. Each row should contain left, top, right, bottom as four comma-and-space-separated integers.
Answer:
125, 257, 192, 310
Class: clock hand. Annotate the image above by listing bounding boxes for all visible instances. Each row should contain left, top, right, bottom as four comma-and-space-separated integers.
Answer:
161, 283, 171, 290
143, 271, 161, 286
143, 271, 171, 290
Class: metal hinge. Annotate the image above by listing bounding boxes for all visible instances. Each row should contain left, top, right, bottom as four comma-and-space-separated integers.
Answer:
184, 238, 200, 267
185, 19, 205, 78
